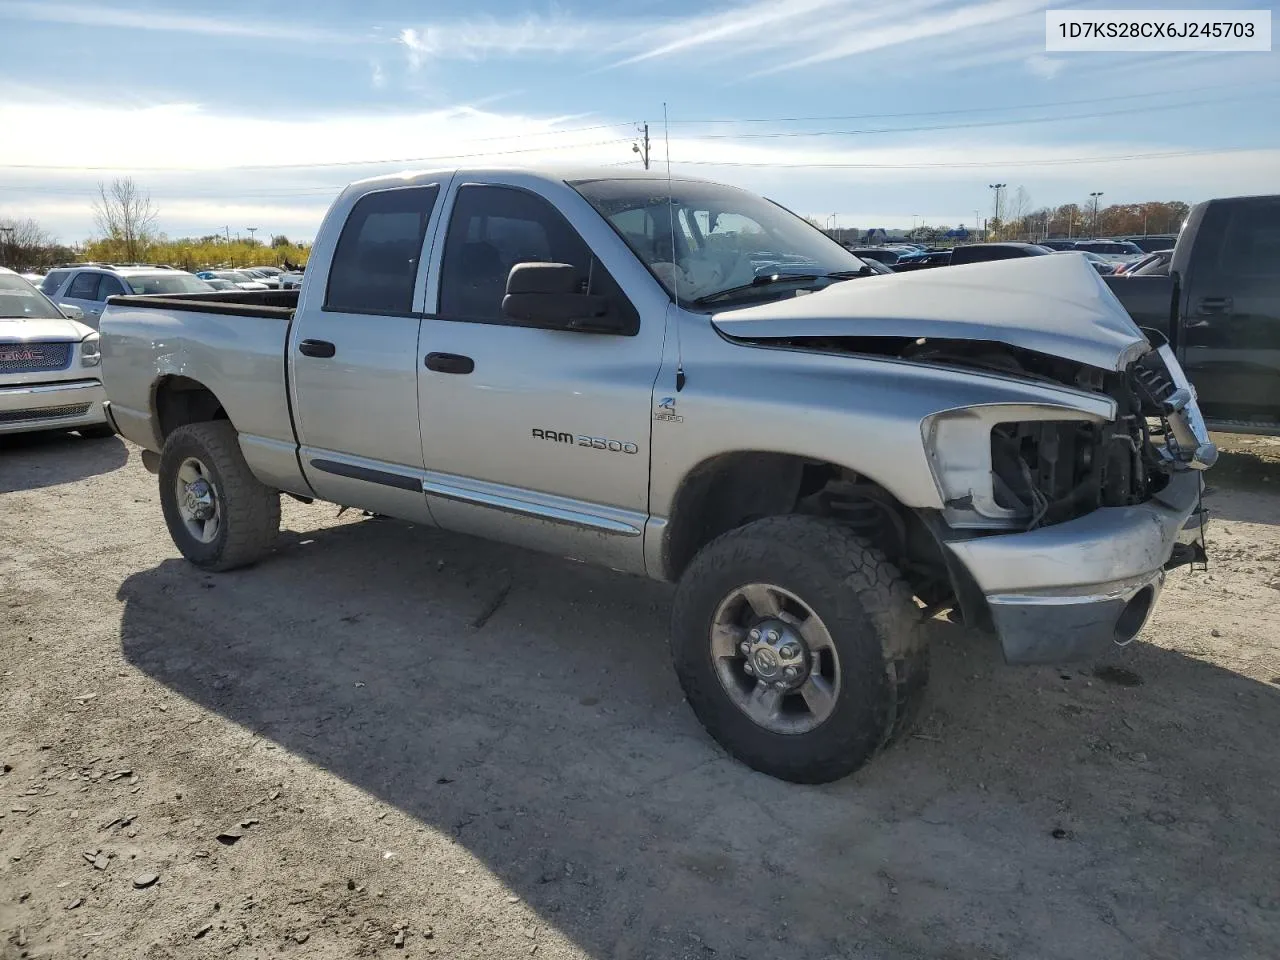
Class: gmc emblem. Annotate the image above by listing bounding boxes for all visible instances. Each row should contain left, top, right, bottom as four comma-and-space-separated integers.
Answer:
0, 350, 37, 362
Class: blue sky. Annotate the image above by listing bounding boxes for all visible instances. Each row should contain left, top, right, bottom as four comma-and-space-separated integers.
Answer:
0, 0, 1277, 241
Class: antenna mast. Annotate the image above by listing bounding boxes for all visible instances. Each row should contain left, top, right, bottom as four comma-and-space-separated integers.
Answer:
664, 102, 685, 392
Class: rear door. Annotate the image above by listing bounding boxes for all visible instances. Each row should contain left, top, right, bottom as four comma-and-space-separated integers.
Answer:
415, 175, 664, 575
287, 182, 446, 522
1181, 197, 1280, 425
58, 271, 106, 327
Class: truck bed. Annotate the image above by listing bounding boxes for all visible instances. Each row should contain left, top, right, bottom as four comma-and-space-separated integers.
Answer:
107, 288, 298, 319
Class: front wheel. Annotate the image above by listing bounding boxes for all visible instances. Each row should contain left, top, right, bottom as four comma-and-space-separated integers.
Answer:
670, 516, 928, 784
158, 421, 280, 571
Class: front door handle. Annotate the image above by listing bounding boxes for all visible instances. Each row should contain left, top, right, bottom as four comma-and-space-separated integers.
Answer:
1195, 296, 1233, 315
299, 339, 336, 358
425, 352, 474, 374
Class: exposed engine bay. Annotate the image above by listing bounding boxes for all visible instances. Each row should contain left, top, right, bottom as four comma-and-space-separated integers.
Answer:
737, 333, 1194, 531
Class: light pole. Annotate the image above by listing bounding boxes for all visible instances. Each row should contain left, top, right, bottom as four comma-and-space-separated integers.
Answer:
1089, 192, 1103, 236
987, 183, 1006, 238
246, 227, 259, 247
974, 210, 980, 239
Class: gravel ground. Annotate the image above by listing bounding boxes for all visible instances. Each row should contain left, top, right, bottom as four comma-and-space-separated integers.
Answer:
2, 431, 1278, 960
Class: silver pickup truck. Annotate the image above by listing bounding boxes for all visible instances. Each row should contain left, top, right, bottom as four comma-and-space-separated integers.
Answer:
100, 167, 1215, 783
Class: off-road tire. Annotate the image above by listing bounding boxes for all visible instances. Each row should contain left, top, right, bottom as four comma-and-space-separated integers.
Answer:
158, 421, 280, 572
671, 515, 929, 783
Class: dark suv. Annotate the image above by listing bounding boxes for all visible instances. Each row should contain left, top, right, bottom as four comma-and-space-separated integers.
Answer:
949, 243, 1052, 265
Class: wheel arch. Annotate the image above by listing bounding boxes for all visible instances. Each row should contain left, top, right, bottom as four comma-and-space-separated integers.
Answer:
659, 451, 917, 578
151, 375, 232, 442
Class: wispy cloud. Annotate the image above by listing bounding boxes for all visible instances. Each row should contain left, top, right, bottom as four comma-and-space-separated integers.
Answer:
0, 0, 362, 44
370, 61, 387, 89
753, 0, 1049, 74
1024, 54, 1065, 80
398, 13, 630, 68
393, 0, 1055, 77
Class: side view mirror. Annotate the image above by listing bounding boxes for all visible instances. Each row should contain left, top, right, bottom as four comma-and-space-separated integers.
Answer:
61, 304, 84, 321
501, 262, 619, 333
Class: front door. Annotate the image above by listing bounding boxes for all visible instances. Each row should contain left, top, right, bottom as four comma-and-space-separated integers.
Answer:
1182, 197, 1280, 425
416, 177, 665, 575
288, 182, 445, 521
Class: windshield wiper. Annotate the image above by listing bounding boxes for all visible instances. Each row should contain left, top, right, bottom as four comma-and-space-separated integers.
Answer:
691, 269, 865, 307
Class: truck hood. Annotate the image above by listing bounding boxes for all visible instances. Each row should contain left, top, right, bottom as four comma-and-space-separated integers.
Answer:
711, 253, 1148, 372
0, 316, 94, 343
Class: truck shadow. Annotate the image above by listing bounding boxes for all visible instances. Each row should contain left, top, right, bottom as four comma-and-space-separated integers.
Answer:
0, 431, 129, 493
117, 515, 1280, 960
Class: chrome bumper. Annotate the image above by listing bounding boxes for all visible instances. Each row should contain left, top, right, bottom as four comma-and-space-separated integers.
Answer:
0, 379, 107, 435
947, 470, 1205, 664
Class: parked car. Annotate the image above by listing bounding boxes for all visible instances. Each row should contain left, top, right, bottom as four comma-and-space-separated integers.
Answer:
41, 265, 213, 329
202, 278, 239, 291
1115, 249, 1173, 277
100, 167, 1213, 784
1106, 194, 1280, 432
0, 267, 111, 438
1071, 240, 1146, 263
196, 270, 270, 291
853, 256, 894, 275
890, 250, 952, 272
239, 267, 281, 290
949, 242, 1052, 265
847, 247, 901, 265
1055, 250, 1118, 275
1121, 234, 1180, 254
1037, 239, 1080, 251
277, 271, 305, 290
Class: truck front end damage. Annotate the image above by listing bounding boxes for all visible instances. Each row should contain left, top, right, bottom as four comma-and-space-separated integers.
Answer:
923, 342, 1214, 663
711, 255, 1216, 664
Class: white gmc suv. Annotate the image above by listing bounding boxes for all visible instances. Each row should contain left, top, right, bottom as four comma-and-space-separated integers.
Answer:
0, 267, 111, 438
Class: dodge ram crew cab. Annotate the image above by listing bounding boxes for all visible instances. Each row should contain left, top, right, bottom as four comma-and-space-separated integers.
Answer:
100, 168, 1215, 783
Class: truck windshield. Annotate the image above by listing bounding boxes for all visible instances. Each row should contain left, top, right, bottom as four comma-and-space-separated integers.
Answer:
125, 274, 214, 295
573, 178, 865, 306
0, 274, 65, 319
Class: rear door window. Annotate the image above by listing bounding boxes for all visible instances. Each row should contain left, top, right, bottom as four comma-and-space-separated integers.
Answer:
324, 185, 439, 315
65, 272, 102, 300
1218, 200, 1280, 278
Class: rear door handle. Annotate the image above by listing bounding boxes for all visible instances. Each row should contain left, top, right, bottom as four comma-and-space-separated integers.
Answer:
1196, 296, 1233, 314
425, 352, 474, 374
298, 339, 336, 358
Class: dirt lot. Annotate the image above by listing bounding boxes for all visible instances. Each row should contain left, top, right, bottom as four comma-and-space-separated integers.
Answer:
2, 432, 1278, 960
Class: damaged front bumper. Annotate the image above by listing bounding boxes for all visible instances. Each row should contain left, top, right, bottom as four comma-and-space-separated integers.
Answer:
946, 469, 1207, 664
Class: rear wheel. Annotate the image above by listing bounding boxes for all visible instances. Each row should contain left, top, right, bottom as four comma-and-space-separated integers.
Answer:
158, 421, 280, 571
671, 516, 928, 783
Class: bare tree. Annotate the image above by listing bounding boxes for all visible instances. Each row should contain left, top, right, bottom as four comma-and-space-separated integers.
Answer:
0, 217, 52, 268
92, 178, 159, 261
1006, 187, 1032, 239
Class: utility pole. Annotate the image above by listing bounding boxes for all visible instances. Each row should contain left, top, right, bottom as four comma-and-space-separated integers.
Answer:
632, 123, 650, 170
246, 227, 258, 247
987, 183, 1006, 238
0, 226, 13, 269
1089, 191, 1104, 236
